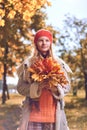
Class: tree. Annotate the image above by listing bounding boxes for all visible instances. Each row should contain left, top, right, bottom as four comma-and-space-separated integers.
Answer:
0, 0, 51, 103
80, 38, 87, 99
57, 14, 87, 98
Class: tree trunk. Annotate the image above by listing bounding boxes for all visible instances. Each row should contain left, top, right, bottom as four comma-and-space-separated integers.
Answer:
2, 40, 9, 104
2, 63, 9, 104
2, 64, 7, 104
73, 87, 78, 96
84, 72, 87, 100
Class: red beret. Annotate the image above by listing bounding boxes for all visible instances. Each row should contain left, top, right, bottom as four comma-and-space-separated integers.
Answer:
34, 29, 53, 44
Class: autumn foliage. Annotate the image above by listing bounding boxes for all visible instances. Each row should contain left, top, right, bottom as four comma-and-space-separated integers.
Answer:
0, 0, 51, 26
0, 0, 51, 80
28, 57, 68, 88
0, 0, 53, 104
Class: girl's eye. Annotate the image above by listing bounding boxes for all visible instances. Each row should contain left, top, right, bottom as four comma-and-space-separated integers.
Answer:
38, 39, 43, 42
39, 39, 49, 42
46, 39, 49, 42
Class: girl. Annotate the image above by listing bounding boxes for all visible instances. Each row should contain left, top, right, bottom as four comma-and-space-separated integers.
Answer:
17, 29, 72, 130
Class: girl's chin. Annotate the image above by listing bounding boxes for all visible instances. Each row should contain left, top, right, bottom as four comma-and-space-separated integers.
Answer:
41, 50, 49, 53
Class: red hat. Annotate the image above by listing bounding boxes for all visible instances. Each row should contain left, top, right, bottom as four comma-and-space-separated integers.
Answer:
34, 29, 53, 44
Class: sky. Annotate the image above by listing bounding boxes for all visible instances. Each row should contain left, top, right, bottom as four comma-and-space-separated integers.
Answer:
46, 0, 87, 28
7, 0, 87, 85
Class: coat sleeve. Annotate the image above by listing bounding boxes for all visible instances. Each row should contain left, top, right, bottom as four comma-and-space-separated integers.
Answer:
17, 57, 31, 82
56, 57, 72, 94
17, 57, 42, 98
52, 57, 72, 100
16, 58, 32, 96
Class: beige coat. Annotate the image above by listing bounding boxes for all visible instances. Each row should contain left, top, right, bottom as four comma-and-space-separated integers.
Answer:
17, 56, 71, 130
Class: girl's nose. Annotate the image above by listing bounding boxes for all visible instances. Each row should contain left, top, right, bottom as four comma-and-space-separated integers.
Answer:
42, 40, 46, 44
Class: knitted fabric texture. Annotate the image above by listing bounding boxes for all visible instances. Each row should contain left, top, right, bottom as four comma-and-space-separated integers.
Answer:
34, 29, 53, 44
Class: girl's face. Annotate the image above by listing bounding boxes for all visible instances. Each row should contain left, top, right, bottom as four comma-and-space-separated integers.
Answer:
36, 36, 51, 54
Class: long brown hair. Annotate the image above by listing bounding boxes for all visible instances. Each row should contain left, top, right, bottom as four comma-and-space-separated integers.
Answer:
30, 43, 54, 60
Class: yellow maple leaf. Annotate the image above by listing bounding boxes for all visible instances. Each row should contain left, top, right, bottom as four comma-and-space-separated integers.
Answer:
31, 73, 40, 81
7, 10, 16, 19
0, 19, 5, 26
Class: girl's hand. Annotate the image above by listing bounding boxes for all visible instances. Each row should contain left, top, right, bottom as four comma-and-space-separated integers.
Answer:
57, 84, 64, 97
39, 81, 49, 90
49, 86, 58, 92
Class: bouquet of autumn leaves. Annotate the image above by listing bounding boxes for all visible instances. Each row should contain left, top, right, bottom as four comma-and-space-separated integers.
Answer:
28, 57, 68, 89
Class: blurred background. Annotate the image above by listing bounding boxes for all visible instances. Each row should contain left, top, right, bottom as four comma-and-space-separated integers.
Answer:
0, 0, 87, 130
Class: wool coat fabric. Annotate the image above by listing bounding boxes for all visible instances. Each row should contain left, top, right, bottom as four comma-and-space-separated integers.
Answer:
17, 55, 71, 130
